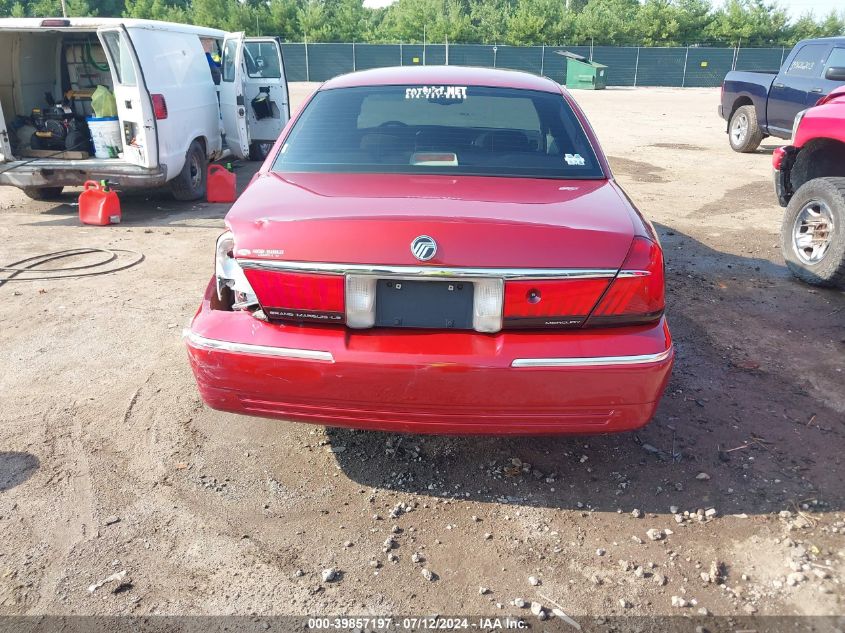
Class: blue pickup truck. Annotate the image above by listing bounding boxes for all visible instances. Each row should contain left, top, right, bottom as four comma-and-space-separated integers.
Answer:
719, 37, 845, 152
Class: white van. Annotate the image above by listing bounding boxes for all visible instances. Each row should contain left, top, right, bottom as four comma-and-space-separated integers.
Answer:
0, 18, 290, 200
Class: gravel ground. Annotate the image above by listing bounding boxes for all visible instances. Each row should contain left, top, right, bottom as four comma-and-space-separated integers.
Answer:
0, 84, 843, 623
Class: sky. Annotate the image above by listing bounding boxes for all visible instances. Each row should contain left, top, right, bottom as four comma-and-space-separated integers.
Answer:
362, 0, 845, 23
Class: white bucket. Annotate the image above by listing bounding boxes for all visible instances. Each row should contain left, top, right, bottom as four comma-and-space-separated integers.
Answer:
87, 117, 122, 159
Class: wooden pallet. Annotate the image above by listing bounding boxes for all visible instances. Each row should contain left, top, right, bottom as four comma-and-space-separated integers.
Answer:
19, 148, 91, 160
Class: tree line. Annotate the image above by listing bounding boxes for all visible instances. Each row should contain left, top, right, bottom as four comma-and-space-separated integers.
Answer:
1, 0, 843, 47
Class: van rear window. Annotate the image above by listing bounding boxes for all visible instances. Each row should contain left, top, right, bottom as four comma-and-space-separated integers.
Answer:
273, 85, 604, 179
101, 31, 136, 86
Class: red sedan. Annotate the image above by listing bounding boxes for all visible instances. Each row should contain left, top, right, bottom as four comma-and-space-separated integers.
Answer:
186, 66, 673, 435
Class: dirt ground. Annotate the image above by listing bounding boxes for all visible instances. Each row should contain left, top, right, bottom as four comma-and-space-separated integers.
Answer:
0, 84, 843, 626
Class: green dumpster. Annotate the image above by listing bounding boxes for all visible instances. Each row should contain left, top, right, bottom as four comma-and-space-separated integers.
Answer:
556, 51, 608, 90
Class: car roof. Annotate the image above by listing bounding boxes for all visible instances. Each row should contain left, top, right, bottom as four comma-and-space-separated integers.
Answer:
321, 66, 563, 94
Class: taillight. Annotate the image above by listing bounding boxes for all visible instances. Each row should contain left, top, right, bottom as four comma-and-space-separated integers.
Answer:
151, 94, 168, 120
772, 146, 787, 170
503, 278, 610, 328
243, 269, 344, 324
587, 237, 665, 326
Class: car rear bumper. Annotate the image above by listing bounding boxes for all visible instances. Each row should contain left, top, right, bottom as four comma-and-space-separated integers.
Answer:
186, 280, 674, 435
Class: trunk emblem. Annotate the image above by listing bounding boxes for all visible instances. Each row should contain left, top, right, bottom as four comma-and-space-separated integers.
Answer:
411, 235, 438, 261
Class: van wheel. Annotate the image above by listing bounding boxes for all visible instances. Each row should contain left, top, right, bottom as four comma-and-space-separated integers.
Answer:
23, 187, 64, 200
781, 177, 845, 287
729, 105, 763, 153
171, 140, 207, 201
249, 141, 273, 162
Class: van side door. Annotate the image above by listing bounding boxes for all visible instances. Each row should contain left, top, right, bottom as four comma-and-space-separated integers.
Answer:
219, 32, 250, 159
97, 26, 158, 168
242, 37, 290, 146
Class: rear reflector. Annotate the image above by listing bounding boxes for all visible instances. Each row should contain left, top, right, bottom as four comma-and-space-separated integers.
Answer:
503, 278, 609, 328
151, 94, 168, 120
41, 19, 70, 26
587, 237, 665, 326
243, 269, 344, 324
772, 146, 787, 170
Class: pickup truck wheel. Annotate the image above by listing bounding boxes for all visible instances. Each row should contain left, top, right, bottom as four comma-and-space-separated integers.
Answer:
23, 187, 64, 201
781, 177, 845, 287
171, 140, 207, 201
248, 141, 273, 162
729, 105, 763, 153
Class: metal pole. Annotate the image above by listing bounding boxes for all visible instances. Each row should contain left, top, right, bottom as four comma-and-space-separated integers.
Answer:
780, 46, 786, 66
493, 45, 497, 68
540, 44, 545, 75
445, 35, 449, 65
590, 37, 594, 61
60, 0, 67, 16
682, 46, 689, 87
304, 36, 310, 82
400, 41, 403, 66
352, 40, 356, 72
423, 25, 426, 65
633, 46, 640, 87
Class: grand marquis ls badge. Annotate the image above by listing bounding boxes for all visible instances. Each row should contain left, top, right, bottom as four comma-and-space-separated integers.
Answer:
411, 235, 437, 261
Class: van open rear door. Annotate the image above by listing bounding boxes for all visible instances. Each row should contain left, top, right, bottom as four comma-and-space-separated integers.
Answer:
242, 37, 290, 144
96, 26, 158, 168
220, 32, 250, 159
0, 100, 11, 162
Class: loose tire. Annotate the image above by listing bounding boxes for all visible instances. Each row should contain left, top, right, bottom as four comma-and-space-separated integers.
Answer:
781, 177, 845, 287
728, 105, 763, 153
249, 141, 273, 162
171, 139, 207, 201
23, 186, 64, 200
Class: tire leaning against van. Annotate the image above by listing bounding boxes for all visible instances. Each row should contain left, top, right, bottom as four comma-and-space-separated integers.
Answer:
248, 141, 273, 162
171, 139, 207, 201
780, 177, 845, 288
728, 105, 764, 153
23, 187, 64, 200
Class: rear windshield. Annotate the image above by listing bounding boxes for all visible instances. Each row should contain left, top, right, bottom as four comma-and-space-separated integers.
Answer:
272, 85, 605, 179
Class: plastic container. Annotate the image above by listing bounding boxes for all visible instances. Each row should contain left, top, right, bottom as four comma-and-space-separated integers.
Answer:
207, 163, 236, 203
79, 180, 121, 226
87, 116, 122, 158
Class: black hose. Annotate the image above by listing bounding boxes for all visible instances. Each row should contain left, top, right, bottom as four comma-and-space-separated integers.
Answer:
0, 248, 144, 288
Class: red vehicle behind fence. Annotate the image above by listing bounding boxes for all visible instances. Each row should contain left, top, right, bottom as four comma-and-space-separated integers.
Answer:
185, 66, 674, 435
773, 85, 845, 286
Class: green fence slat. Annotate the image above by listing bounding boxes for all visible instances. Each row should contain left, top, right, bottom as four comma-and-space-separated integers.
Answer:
355, 44, 402, 70
590, 46, 638, 86
280, 43, 307, 82
448, 44, 495, 67
307, 43, 354, 82
684, 47, 735, 87
635, 47, 686, 86
495, 45, 544, 74
735, 47, 785, 72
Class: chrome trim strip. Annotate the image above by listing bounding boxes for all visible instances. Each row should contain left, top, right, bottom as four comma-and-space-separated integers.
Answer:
511, 347, 673, 368
239, 259, 617, 280
616, 269, 651, 278
184, 330, 334, 362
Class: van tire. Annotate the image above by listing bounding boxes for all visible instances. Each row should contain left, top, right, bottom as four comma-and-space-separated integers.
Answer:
23, 187, 64, 200
249, 141, 273, 162
780, 177, 845, 287
728, 105, 763, 153
171, 140, 207, 201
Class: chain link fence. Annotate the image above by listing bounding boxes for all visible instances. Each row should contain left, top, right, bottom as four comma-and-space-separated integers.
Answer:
279, 42, 787, 86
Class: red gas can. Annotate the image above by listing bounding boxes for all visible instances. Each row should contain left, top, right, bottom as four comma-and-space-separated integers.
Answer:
207, 163, 236, 203
78, 180, 122, 226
